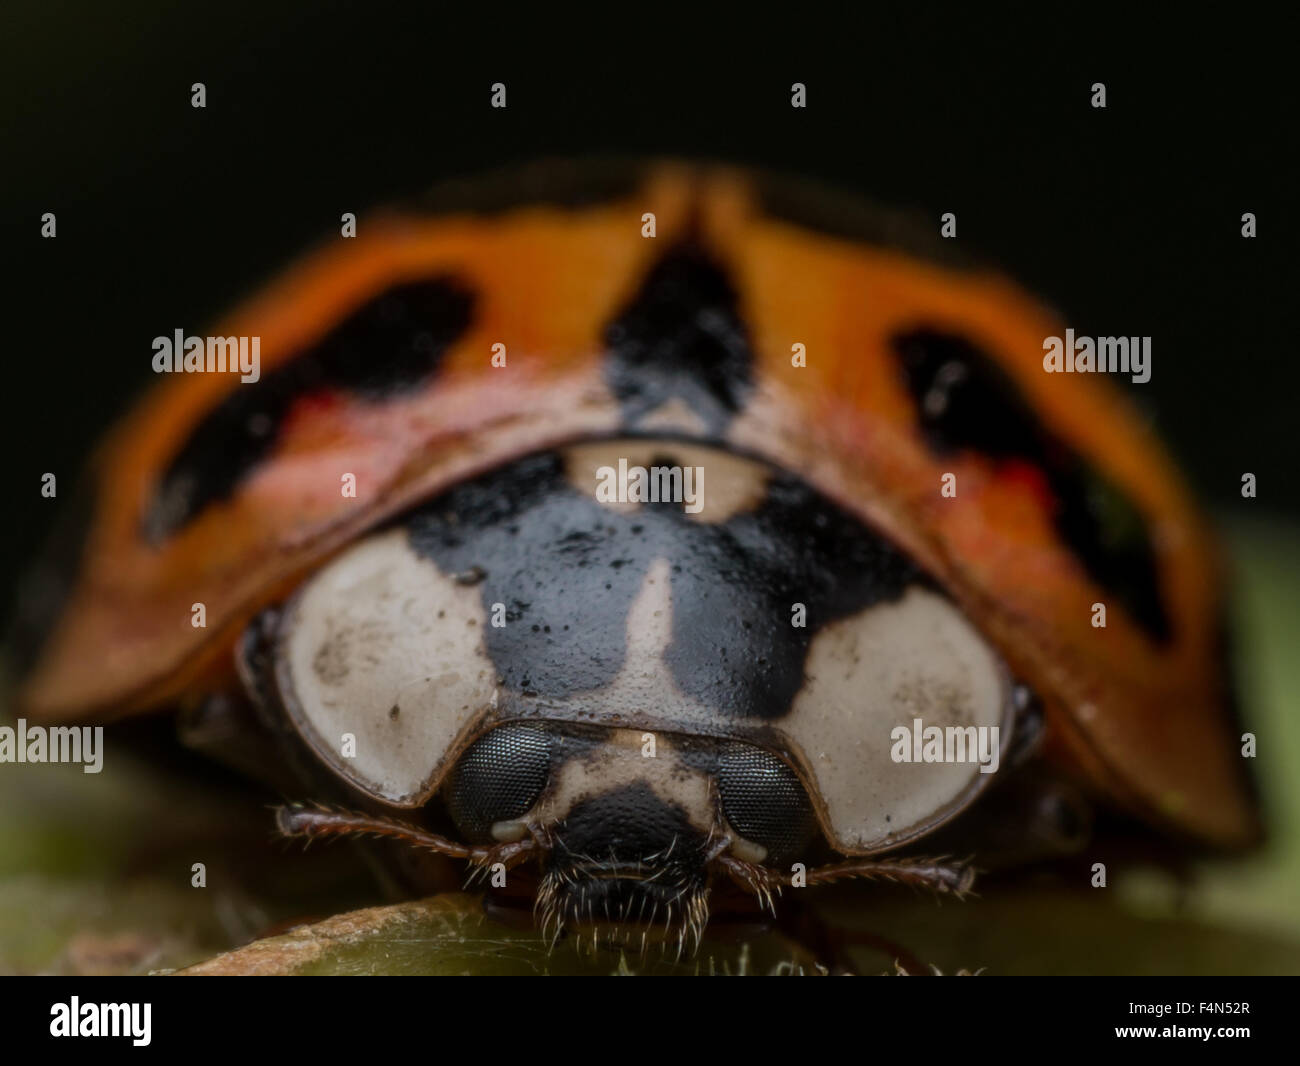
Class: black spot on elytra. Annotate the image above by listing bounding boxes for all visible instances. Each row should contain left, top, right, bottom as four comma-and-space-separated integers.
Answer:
603, 243, 753, 434
403, 448, 922, 721
142, 278, 474, 542
893, 328, 1171, 644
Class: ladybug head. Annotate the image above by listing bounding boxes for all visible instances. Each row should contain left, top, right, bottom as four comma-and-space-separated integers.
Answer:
442, 723, 732, 955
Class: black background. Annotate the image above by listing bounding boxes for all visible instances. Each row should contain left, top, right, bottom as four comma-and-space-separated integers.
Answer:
2, 4, 1293, 625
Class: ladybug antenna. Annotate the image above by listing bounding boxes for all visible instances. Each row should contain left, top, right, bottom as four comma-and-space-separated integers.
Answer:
273, 802, 539, 870
716, 853, 978, 903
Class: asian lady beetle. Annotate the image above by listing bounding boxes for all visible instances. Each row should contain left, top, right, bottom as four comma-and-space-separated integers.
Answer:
14, 161, 1259, 962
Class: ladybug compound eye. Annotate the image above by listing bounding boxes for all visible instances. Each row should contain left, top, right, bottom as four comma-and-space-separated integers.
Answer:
444, 726, 552, 843
716, 743, 817, 864
271, 527, 500, 807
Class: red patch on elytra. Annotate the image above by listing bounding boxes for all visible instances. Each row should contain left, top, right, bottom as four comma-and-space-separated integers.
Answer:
997, 457, 1057, 516
275, 390, 351, 447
